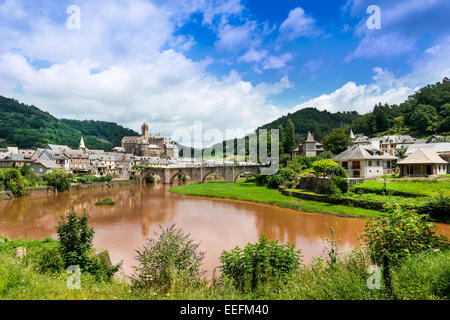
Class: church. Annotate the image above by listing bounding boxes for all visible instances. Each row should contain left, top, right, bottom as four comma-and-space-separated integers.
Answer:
121, 122, 179, 159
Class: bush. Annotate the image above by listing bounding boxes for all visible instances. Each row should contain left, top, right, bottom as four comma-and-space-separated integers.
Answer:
360, 203, 450, 291
57, 209, 94, 269
95, 198, 115, 206
392, 250, 450, 299
329, 176, 348, 194
254, 174, 267, 186
266, 174, 284, 189
417, 192, 450, 223
326, 165, 348, 178
219, 235, 302, 292
43, 169, 72, 192
133, 224, 206, 291
311, 159, 339, 178
36, 246, 64, 274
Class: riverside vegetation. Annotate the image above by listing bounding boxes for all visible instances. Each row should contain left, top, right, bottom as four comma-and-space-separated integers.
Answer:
0, 204, 449, 300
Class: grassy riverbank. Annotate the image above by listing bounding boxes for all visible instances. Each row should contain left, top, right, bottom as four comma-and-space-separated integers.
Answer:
1, 236, 448, 300
170, 181, 383, 218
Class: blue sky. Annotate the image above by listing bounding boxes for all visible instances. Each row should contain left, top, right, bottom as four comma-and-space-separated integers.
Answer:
0, 0, 449, 142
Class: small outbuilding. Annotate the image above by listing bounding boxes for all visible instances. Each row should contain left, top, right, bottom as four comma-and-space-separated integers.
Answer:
398, 149, 448, 177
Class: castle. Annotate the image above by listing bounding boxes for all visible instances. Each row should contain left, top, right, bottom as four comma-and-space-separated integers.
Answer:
121, 122, 179, 159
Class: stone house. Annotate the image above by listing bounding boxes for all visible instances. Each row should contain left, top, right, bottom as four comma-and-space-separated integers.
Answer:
333, 144, 397, 178
0, 154, 34, 168
291, 132, 324, 158
29, 160, 60, 175
398, 149, 448, 177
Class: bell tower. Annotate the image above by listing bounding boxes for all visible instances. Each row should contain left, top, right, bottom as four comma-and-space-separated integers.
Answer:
141, 122, 149, 140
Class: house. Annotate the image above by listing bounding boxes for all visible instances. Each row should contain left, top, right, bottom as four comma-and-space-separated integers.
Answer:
291, 132, 324, 158
398, 149, 448, 177
333, 144, 397, 178
0, 154, 34, 168
64, 150, 90, 173
29, 160, 60, 175
379, 135, 415, 156
38, 149, 70, 171
0, 147, 19, 159
404, 142, 450, 172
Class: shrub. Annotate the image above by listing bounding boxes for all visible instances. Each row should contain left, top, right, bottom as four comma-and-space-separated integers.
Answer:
133, 224, 206, 291
36, 246, 64, 274
57, 209, 94, 269
43, 169, 72, 192
417, 192, 450, 223
329, 176, 348, 194
266, 174, 284, 189
95, 198, 116, 206
392, 250, 450, 300
326, 165, 348, 178
219, 235, 302, 292
360, 203, 450, 291
254, 174, 267, 186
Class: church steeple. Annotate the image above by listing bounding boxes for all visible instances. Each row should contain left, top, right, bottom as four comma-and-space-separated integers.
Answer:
79, 136, 87, 152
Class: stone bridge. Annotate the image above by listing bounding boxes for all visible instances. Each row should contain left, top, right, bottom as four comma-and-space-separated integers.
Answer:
137, 164, 263, 184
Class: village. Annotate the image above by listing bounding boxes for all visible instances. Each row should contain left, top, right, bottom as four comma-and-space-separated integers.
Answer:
1, 121, 449, 182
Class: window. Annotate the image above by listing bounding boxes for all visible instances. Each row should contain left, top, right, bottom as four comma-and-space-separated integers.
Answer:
353, 170, 360, 177
368, 160, 372, 166
342, 161, 348, 169
39, 168, 43, 173
352, 161, 360, 169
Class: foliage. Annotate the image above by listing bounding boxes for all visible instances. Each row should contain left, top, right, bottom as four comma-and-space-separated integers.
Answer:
260, 107, 359, 143
95, 198, 116, 206
266, 174, 285, 189
351, 78, 450, 137
57, 209, 95, 269
323, 128, 351, 154
325, 165, 348, 178
133, 224, 205, 291
219, 235, 302, 292
56, 209, 120, 280
36, 246, 65, 274
0, 95, 138, 150
350, 179, 450, 197
284, 119, 296, 153
43, 169, 72, 192
417, 192, 450, 223
73, 175, 113, 183
329, 176, 348, 194
392, 250, 450, 300
311, 159, 339, 178
0, 168, 29, 197
360, 204, 450, 268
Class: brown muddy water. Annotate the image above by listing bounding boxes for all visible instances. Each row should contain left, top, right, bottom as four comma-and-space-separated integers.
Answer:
0, 184, 449, 277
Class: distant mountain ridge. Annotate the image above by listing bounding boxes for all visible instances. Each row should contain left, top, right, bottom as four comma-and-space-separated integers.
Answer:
0, 96, 139, 151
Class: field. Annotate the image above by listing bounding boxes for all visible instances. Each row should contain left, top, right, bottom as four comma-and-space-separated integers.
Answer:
350, 179, 450, 197
170, 181, 382, 218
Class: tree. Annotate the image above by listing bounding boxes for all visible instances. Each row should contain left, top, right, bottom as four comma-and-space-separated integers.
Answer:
409, 104, 437, 133
278, 124, 285, 154
43, 169, 72, 192
284, 119, 296, 153
322, 128, 350, 154
311, 159, 339, 178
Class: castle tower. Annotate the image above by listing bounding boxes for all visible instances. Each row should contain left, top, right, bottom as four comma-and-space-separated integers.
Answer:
350, 129, 355, 141
141, 122, 149, 140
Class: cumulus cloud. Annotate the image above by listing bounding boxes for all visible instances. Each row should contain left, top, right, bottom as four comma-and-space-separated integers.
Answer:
0, 0, 294, 145
279, 7, 322, 40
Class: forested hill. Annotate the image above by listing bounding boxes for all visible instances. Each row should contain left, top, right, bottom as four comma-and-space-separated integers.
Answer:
260, 78, 450, 143
351, 78, 450, 138
0, 96, 139, 151
260, 108, 360, 141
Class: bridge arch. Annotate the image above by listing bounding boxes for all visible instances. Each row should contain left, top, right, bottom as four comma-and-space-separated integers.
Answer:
233, 169, 259, 182
140, 170, 163, 184
169, 170, 190, 184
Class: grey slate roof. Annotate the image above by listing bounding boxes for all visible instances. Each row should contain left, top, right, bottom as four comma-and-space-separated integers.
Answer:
333, 145, 398, 161
398, 149, 448, 165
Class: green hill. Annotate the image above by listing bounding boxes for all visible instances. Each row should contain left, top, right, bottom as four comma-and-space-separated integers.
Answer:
0, 96, 139, 151
260, 108, 360, 142
351, 77, 450, 138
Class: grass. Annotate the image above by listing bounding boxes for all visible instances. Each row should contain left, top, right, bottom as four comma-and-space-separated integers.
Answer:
170, 181, 383, 218
343, 192, 428, 207
350, 179, 450, 197
1, 236, 448, 300
95, 198, 115, 206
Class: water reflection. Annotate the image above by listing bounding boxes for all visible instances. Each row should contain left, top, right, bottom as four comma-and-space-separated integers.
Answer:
1, 184, 449, 277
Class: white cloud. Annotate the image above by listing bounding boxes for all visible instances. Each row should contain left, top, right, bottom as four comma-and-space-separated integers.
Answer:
279, 7, 322, 40
262, 53, 292, 70
215, 21, 258, 51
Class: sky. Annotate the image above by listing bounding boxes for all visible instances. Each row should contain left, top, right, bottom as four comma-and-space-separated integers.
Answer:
0, 0, 449, 145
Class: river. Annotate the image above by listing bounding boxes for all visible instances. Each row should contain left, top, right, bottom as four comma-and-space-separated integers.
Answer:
1, 183, 449, 277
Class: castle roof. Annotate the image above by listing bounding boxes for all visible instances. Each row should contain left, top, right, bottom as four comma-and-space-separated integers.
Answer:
398, 149, 447, 165
305, 131, 315, 143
